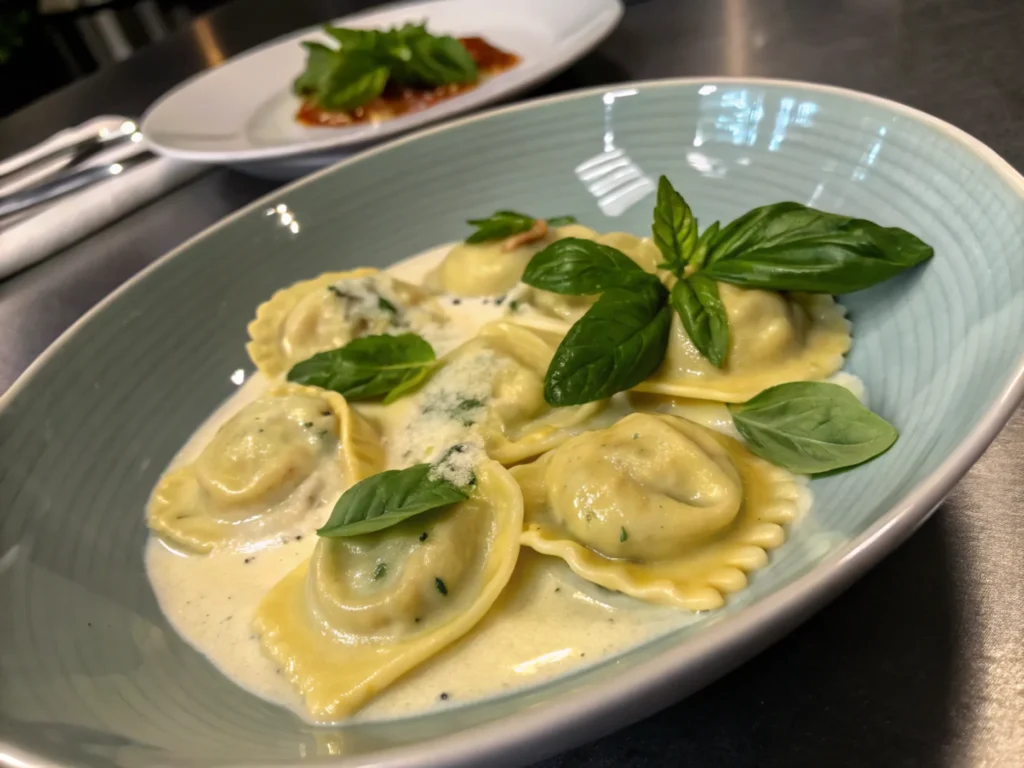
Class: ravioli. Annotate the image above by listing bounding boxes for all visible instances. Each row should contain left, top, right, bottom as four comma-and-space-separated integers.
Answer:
524, 232, 664, 323
402, 321, 607, 465
253, 460, 523, 720
147, 384, 383, 553
247, 269, 445, 377
633, 282, 850, 402
425, 223, 597, 297
514, 412, 805, 611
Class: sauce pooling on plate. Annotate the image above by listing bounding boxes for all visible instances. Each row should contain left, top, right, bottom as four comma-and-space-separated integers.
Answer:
144, 241, 820, 723
146, 176, 930, 724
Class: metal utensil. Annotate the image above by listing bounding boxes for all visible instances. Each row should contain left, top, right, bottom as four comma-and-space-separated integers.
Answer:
0, 150, 155, 220
0, 120, 142, 188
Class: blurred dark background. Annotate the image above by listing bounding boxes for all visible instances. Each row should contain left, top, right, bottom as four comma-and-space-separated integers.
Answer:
0, 0, 229, 117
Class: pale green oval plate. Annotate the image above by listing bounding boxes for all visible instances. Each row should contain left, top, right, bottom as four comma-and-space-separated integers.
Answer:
2, 79, 1023, 768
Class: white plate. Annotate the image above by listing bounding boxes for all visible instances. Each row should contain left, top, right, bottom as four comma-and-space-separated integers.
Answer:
142, 0, 623, 166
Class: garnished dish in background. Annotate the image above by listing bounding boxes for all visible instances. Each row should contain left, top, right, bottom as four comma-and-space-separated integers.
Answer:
144, 176, 932, 723
294, 23, 520, 127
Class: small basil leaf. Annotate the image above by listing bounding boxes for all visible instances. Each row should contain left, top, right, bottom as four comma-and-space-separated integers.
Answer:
652, 175, 698, 276
728, 381, 898, 474
689, 221, 720, 271
703, 202, 934, 293
287, 333, 436, 402
318, 463, 468, 538
670, 275, 729, 368
465, 210, 535, 244
544, 281, 672, 406
293, 42, 342, 96
545, 215, 577, 227
522, 238, 656, 296
315, 51, 389, 111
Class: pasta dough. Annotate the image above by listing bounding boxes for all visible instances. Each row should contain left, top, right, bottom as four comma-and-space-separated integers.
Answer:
425, 223, 597, 297
634, 282, 851, 402
147, 384, 382, 553
247, 269, 445, 377
515, 412, 805, 611
253, 460, 523, 720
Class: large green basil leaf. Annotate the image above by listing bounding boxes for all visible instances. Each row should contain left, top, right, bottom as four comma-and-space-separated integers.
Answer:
702, 202, 934, 293
652, 175, 698, 276
544, 281, 672, 406
522, 238, 657, 295
670, 275, 729, 368
293, 42, 342, 96
402, 32, 478, 85
728, 381, 898, 473
318, 463, 467, 537
314, 50, 390, 111
287, 333, 436, 403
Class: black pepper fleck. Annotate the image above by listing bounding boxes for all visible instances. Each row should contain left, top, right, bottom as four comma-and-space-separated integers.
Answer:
452, 298, 461, 305
554, 587, 561, 593
302, 421, 314, 428
495, 295, 506, 306
419, 532, 428, 542
435, 577, 448, 596
320, 410, 332, 416
439, 692, 449, 701
244, 557, 254, 564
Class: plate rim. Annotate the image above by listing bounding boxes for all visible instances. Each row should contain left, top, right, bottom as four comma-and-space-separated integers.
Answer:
5, 76, 1024, 768
140, 0, 625, 163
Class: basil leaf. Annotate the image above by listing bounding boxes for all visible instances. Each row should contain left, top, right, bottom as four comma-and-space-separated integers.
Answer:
670, 275, 729, 368
315, 51, 389, 111
318, 463, 467, 537
522, 238, 658, 296
293, 42, 341, 96
703, 202, 934, 293
545, 215, 577, 227
402, 32, 478, 85
322, 26, 386, 52
689, 221, 720, 271
545, 281, 672, 406
728, 382, 898, 474
652, 175, 698, 276
465, 210, 535, 244
287, 333, 436, 402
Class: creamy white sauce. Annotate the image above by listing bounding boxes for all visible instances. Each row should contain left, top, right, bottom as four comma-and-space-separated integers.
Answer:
145, 243, 841, 724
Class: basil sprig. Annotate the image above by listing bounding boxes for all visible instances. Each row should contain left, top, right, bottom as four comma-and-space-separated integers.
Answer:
544, 282, 672, 406
729, 382, 898, 473
287, 333, 436, 404
294, 23, 478, 112
701, 202, 934, 293
318, 463, 467, 537
517, 174, 933, 408
669, 275, 729, 368
465, 211, 577, 244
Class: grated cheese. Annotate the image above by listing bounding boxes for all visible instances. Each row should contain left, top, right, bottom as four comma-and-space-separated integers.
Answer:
393, 350, 502, 486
